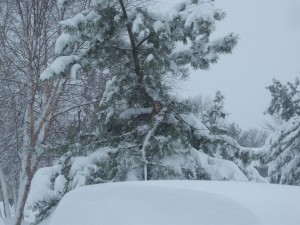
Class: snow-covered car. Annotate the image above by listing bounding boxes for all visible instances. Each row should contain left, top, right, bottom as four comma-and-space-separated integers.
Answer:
48, 181, 300, 225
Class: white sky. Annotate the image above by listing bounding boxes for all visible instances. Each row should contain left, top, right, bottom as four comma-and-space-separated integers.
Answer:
161, 0, 300, 129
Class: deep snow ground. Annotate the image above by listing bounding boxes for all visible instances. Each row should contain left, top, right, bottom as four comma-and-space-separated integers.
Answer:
48, 181, 300, 225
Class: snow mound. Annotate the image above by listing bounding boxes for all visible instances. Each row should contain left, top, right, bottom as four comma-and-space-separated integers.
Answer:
48, 181, 300, 225
27, 165, 65, 207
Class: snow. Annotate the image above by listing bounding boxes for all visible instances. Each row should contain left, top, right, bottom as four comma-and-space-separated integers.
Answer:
27, 165, 63, 207
132, 13, 144, 33
0, 218, 7, 225
114, 14, 120, 22
181, 1, 215, 28
104, 107, 114, 124
144, 84, 161, 101
145, 54, 154, 62
191, 149, 248, 182
100, 76, 119, 105
153, 20, 164, 32
264, 116, 300, 149
180, 113, 210, 136
242, 165, 268, 183
70, 64, 81, 79
41, 55, 79, 80
149, 0, 216, 26
60, 13, 86, 29
169, 60, 178, 73
55, 33, 79, 55
48, 181, 300, 225
68, 157, 89, 189
68, 147, 118, 189
261, 115, 300, 184
54, 175, 67, 194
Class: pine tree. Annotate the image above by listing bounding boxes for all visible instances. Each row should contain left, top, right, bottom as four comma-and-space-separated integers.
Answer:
28, 0, 266, 222
262, 78, 300, 185
205, 90, 228, 134
42, 0, 238, 180
266, 78, 300, 121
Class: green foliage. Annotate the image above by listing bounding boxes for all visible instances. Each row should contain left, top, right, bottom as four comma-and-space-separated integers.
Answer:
262, 78, 300, 185
266, 78, 300, 121
32, 197, 62, 225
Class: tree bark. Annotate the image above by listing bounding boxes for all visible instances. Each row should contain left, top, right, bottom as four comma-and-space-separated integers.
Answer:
14, 170, 32, 225
0, 168, 11, 218
118, 0, 143, 84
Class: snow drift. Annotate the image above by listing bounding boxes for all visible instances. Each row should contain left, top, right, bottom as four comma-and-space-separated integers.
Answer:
48, 181, 300, 225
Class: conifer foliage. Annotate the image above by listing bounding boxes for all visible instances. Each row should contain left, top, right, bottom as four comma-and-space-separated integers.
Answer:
43, 0, 238, 180
266, 78, 300, 121
262, 78, 300, 185
28, 0, 269, 222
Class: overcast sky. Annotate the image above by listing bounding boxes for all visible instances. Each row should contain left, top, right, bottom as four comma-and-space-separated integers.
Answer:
161, 0, 300, 129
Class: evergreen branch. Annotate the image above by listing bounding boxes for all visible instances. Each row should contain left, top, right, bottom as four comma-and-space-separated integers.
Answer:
53, 99, 101, 118
173, 112, 209, 131
136, 34, 151, 49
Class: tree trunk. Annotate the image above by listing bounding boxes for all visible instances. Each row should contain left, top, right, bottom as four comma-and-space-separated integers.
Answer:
12, 184, 18, 215
0, 168, 11, 218
118, 0, 143, 83
14, 170, 32, 225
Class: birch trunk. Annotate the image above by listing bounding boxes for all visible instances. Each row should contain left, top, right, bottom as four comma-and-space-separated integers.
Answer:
12, 185, 18, 215
14, 161, 33, 225
0, 168, 11, 218
14, 179, 31, 225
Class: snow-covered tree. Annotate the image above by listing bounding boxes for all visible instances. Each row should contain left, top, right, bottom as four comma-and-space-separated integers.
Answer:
188, 91, 227, 133
205, 90, 228, 134
266, 78, 300, 121
42, 0, 239, 178
261, 78, 300, 185
27, 0, 267, 222
188, 94, 241, 140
